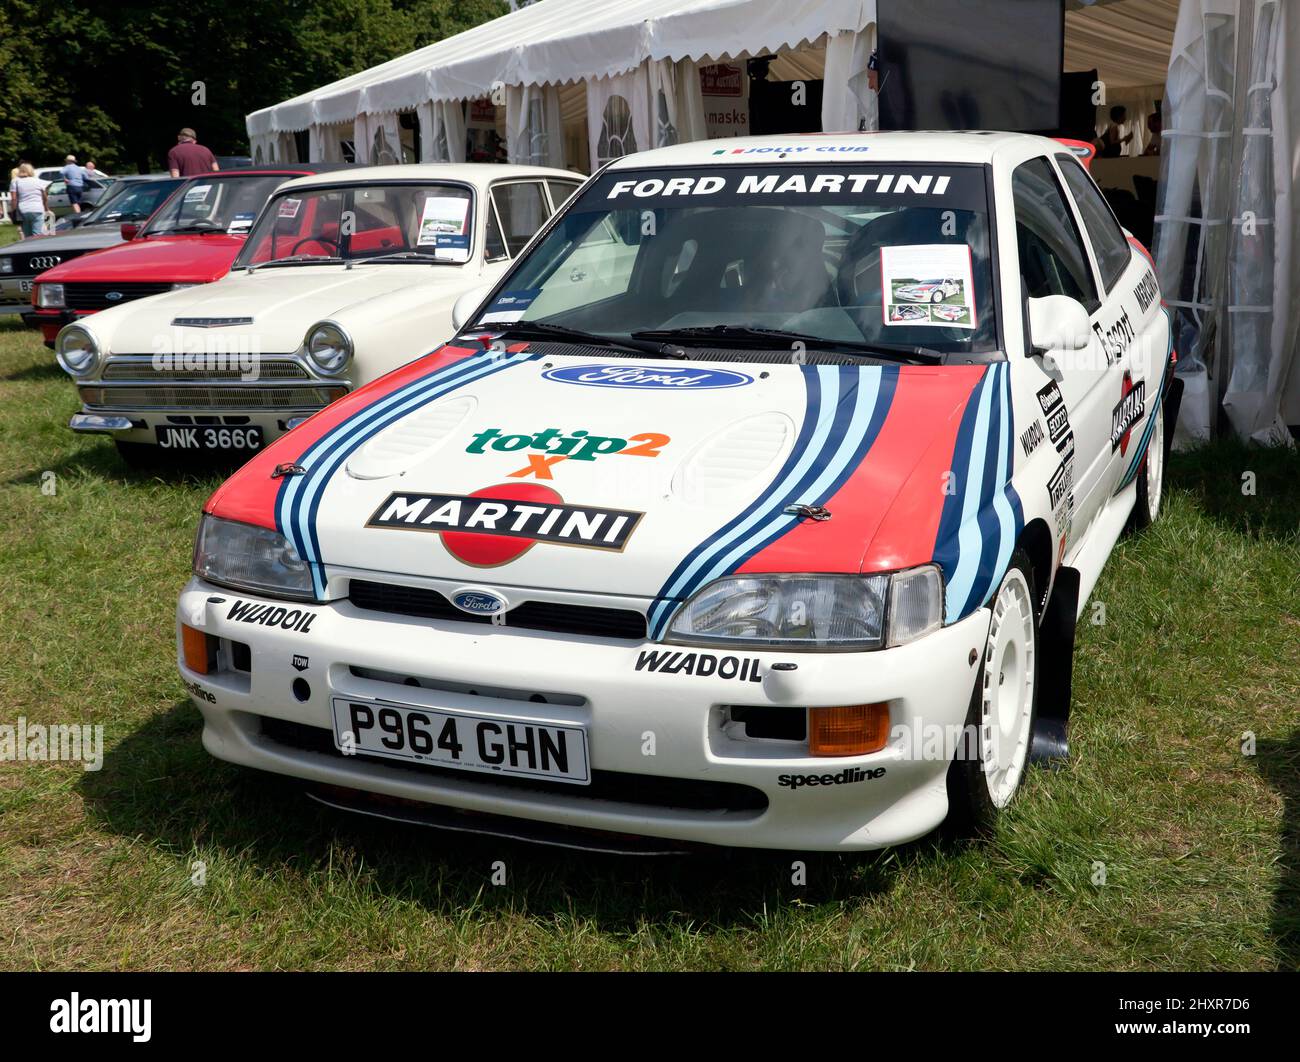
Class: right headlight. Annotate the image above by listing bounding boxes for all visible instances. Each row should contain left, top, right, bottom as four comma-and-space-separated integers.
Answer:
192, 514, 315, 601
55, 324, 99, 377
665, 565, 944, 651
0, 257, 13, 274
303, 319, 353, 375
37, 282, 66, 308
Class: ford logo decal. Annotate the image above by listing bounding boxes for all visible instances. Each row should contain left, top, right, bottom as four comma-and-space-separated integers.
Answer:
541, 364, 753, 390
105, 291, 123, 301
450, 588, 508, 616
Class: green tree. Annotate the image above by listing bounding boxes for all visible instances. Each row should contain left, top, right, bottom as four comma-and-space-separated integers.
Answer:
0, 0, 506, 173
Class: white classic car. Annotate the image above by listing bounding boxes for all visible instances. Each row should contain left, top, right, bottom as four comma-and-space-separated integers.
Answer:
176, 132, 1179, 853
55, 164, 582, 464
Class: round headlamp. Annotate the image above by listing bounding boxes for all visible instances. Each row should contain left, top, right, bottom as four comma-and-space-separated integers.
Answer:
55, 325, 100, 377
304, 320, 353, 375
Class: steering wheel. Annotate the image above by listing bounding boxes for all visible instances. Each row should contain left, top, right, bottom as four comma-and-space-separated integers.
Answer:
291, 236, 339, 256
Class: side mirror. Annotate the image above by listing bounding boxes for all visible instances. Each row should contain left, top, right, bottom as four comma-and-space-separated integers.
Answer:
450, 284, 494, 332
1027, 295, 1091, 355
120, 222, 139, 241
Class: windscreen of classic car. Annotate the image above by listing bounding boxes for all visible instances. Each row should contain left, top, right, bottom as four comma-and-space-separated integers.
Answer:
142, 175, 293, 236
233, 183, 475, 267
88, 179, 184, 225
477, 164, 999, 355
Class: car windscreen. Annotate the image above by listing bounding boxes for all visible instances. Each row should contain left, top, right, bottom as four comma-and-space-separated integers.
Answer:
86, 179, 185, 225
232, 183, 475, 268
143, 175, 292, 236
476, 163, 998, 354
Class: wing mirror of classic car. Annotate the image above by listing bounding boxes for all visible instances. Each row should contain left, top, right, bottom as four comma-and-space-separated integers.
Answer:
451, 284, 494, 332
120, 222, 140, 240
1026, 295, 1091, 371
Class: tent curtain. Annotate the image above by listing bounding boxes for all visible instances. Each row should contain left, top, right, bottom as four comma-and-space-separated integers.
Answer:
821, 25, 878, 132
506, 83, 565, 167
309, 122, 348, 162
675, 58, 708, 143
586, 68, 650, 171
418, 99, 467, 163
1154, 0, 1296, 446
249, 132, 274, 165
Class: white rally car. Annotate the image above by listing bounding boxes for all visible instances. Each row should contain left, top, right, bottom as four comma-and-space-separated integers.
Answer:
56, 164, 581, 465
176, 132, 1178, 853
894, 277, 962, 303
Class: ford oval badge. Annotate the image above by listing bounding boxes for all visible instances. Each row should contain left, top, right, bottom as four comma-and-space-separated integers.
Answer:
541, 363, 753, 390
105, 291, 124, 301
450, 588, 508, 616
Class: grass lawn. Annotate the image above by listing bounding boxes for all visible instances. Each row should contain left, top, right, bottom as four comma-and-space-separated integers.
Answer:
0, 313, 1296, 971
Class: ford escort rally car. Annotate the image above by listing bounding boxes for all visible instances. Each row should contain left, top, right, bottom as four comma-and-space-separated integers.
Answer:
177, 131, 1179, 853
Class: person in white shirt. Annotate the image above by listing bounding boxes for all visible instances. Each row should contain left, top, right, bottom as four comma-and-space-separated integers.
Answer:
10, 162, 50, 239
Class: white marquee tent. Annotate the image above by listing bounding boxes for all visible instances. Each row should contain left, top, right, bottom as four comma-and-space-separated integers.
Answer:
246, 0, 1298, 445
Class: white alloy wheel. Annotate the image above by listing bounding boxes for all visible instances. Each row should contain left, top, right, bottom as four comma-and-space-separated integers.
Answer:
980, 567, 1037, 808
1144, 401, 1165, 522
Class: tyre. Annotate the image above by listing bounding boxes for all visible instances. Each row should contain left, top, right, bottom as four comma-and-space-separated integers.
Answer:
946, 549, 1039, 836
931, 289, 944, 303
1129, 399, 1165, 530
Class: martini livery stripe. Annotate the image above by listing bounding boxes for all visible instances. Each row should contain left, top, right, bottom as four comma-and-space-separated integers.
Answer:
648, 365, 898, 638
275, 351, 539, 597
932, 363, 1023, 622
1118, 307, 1175, 489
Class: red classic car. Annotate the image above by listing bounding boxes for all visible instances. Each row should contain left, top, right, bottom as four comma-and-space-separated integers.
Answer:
30, 165, 348, 345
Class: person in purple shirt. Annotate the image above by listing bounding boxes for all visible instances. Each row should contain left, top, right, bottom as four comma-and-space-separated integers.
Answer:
167, 128, 220, 178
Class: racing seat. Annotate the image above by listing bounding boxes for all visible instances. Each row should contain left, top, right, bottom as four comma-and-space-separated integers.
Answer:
631, 207, 833, 322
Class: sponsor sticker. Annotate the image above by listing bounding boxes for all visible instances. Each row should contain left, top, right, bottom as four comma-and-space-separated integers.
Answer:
367, 483, 643, 566
634, 648, 763, 682
226, 599, 317, 633
778, 767, 886, 789
478, 289, 539, 324
541, 363, 753, 390
1019, 419, 1045, 458
1112, 374, 1146, 453
465, 426, 671, 479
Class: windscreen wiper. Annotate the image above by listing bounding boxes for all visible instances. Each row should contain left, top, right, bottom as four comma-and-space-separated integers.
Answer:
631, 325, 944, 364
356, 251, 446, 264
470, 319, 684, 359
245, 255, 345, 272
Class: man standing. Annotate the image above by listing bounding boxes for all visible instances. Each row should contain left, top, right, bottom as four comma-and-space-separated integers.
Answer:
60, 153, 86, 214
167, 128, 220, 177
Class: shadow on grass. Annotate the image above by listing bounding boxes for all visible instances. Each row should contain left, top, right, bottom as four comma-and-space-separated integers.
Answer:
1167, 440, 1300, 542
80, 702, 919, 929
3, 435, 232, 490
1, 359, 63, 383
1257, 729, 1300, 970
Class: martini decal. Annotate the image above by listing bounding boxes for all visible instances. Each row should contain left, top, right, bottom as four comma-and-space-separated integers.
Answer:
366, 482, 643, 566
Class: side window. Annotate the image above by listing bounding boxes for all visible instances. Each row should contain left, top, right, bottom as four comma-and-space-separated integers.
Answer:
1011, 156, 1099, 312
547, 180, 579, 210
490, 181, 549, 257
1056, 155, 1133, 293
484, 204, 508, 260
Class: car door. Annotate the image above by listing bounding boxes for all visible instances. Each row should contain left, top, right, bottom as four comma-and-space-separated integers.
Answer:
1009, 154, 1119, 548
1053, 152, 1163, 497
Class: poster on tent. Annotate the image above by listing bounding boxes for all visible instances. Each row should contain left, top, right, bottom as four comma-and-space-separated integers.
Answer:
466, 98, 503, 163
879, 244, 977, 329
700, 63, 749, 139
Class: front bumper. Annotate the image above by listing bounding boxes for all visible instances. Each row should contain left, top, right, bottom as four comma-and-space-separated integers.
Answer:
69, 406, 314, 448
35, 308, 89, 342
0, 276, 36, 309
177, 578, 992, 852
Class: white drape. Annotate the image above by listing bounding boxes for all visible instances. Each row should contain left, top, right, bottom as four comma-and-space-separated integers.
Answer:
821, 26, 878, 132
309, 122, 348, 162
1153, 0, 1296, 446
352, 113, 402, 165
418, 99, 467, 163
586, 70, 649, 171
506, 83, 565, 167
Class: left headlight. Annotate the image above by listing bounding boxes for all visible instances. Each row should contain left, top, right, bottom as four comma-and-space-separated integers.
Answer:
192, 515, 315, 601
55, 324, 99, 377
665, 565, 944, 651
37, 282, 66, 308
303, 319, 353, 375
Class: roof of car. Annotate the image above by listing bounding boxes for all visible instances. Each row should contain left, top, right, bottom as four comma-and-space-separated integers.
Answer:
277, 163, 580, 190
607, 130, 1056, 170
